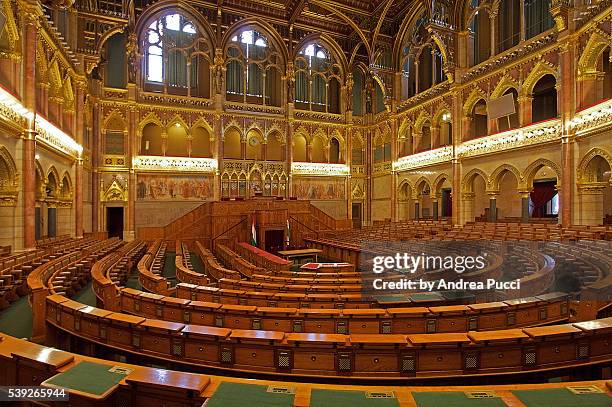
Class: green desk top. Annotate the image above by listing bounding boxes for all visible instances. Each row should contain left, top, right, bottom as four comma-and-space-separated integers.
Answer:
206, 382, 294, 407
42, 361, 130, 400
412, 391, 507, 407
310, 389, 400, 407
409, 292, 445, 302
512, 388, 612, 407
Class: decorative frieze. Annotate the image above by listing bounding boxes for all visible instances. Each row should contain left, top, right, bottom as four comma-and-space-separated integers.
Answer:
132, 156, 217, 173
572, 98, 612, 134
457, 121, 562, 158
36, 116, 83, 158
294, 110, 344, 123
291, 162, 350, 176
393, 146, 453, 172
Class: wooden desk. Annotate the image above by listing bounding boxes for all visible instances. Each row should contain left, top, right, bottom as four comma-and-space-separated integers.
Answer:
278, 249, 323, 264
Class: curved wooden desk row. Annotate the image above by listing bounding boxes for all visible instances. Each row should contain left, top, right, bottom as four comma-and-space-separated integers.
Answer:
194, 241, 360, 283
45, 294, 612, 379
92, 240, 148, 307
216, 243, 268, 278
1, 333, 610, 407
196, 241, 243, 285
217, 277, 363, 293
118, 287, 570, 335
175, 241, 210, 286
1, 237, 98, 286
234, 242, 292, 272
137, 240, 171, 296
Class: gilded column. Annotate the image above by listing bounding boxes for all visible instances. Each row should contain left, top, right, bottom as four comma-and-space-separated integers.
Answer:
23, 7, 40, 249
74, 81, 86, 238
559, 38, 576, 226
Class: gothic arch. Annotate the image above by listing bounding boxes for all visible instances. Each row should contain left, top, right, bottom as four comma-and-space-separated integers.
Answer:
577, 29, 611, 78
413, 110, 432, 134
0, 147, 18, 204
521, 61, 559, 97
397, 179, 414, 200
523, 158, 562, 188
463, 86, 487, 116
415, 176, 433, 197
577, 147, 612, 183
191, 117, 214, 138
138, 112, 164, 133
433, 173, 451, 196
491, 74, 520, 99
293, 33, 348, 79
462, 168, 489, 193
489, 163, 523, 191
135, 0, 216, 49
222, 18, 288, 68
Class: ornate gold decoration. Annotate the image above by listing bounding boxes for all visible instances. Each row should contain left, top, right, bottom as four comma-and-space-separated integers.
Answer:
101, 177, 128, 202
132, 156, 217, 173
291, 162, 349, 176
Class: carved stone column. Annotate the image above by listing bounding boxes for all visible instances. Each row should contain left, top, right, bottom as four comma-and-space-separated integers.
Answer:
519, 189, 531, 223
518, 96, 532, 127
23, 8, 40, 249
74, 82, 86, 238
486, 190, 499, 222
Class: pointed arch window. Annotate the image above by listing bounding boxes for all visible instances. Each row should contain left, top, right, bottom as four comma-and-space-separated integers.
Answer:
295, 43, 341, 113
143, 13, 211, 97
225, 29, 282, 106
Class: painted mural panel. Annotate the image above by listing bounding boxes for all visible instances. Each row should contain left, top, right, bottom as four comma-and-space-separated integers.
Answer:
293, 177, 346, 200
137, 175, 213, 200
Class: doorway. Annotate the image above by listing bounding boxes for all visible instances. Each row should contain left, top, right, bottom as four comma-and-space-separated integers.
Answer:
107, 207, 124, 239
264, 229, 284, 253
352, 203, 362, 229
35, 207, 41, 240
47, 207, 57, 237
441, 188, 452, 217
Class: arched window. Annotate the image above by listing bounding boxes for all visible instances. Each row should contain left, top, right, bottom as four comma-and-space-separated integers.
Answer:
143, 13, 211, 97
226, 29, 283, 106
166, 122, 188, 157
191, 127, 211, 157
295, 43, 342, 113
439, 112, 452, 146
141, 123, 163, 155
266, 132, 283, 161
532, 75, 557, 122
104, 33, 126, 88
468, 3, 491, 66
246, 130, 263, 160
498, 0, 520, 52
525, 0, 554, 39
352, 68, 364, 116
400, 12, 446, 98
471, 99, 488, 139
223, 128, 242, 159
420, 121, 432, 152
293, 134, 307, 161
329, 138, 340, 163
311, 136, 326, 162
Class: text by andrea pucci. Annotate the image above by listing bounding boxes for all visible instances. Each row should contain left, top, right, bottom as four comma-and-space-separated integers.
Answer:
369, 252, 521, 292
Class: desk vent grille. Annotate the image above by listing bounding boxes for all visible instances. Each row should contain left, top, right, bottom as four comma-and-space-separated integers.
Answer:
267, 386, 295, 394
465, 391, 498, 399
567, 385, 604, 395
366, 391, 395, 399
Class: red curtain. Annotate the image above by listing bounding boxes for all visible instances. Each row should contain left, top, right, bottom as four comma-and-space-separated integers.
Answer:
530, 182, 556, 217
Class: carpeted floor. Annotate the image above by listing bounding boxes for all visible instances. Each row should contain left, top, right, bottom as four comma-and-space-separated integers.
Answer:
0, 296, 33, 339
190, 252, 205, 274
73, 281, 97, 307
163, 252, 177, 288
